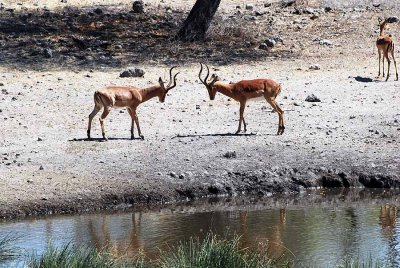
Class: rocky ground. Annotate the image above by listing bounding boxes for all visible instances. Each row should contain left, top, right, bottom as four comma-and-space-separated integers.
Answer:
0, 0, 399, 220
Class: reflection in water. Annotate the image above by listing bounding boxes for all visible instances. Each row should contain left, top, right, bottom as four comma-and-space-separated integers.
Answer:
1, 194, 400, 267
379, 204, 398, 266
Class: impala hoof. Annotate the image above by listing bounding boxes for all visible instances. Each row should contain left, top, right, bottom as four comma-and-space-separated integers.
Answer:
131, 135, 135, 140
87, 130, 91, 139
140, 135, 144, 140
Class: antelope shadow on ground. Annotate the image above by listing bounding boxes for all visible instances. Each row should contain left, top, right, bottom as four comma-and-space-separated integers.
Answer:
353, 76, 385, 83
69, 137, 142, 142
172, 132, 259, 139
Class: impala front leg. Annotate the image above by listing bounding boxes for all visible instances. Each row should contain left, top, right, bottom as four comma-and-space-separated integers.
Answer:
133, 111, 144, 140
267, 98, 285, 135
236, 101, 246, 134
87, 105, 101, 139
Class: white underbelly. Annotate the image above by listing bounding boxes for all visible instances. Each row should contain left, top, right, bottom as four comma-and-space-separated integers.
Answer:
248, 96, 265, 102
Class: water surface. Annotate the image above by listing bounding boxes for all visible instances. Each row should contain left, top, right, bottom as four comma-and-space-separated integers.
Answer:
1, 189, 399, 267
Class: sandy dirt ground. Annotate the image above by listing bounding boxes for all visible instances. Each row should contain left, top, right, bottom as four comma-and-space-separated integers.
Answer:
0, 0, 399, 219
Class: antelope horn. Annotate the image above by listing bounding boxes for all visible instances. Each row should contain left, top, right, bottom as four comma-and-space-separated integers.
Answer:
199, 63, 210, 86
166, 66, 178, 88
167, 72, 180, 90
204, 63, 210, 83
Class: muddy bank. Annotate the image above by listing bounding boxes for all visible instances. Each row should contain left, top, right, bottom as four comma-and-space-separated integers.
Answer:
1, 167, 399, 220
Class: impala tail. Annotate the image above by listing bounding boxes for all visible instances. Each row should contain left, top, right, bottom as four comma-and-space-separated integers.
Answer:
93, 91, 105, 107
275, 84, 282, 98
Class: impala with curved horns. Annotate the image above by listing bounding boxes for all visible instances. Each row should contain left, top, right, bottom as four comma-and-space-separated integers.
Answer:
87, 66, 179, 141
199, 63, 284, 135
376, 17, 398, 81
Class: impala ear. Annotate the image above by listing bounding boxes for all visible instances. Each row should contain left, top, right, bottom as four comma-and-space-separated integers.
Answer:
158, 77, 164, 86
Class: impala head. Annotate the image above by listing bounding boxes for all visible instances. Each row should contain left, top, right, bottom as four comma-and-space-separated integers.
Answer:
158, 66, 179, 103
199, 63, 220, 100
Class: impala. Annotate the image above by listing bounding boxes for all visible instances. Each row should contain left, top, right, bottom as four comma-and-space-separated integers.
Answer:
376, 17, 398, 81
87, 66, 179, 141
198, 63, 284, 135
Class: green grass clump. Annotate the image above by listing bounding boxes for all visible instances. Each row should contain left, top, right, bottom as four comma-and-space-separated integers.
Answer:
28, 243, 149, 268
2, 233, 390, 268
337, 257, 389, 268
158, 233, 288, 268
0, 234, 20, 262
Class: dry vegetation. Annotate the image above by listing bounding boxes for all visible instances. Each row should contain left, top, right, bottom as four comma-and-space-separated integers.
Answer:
0, 0, 397, 70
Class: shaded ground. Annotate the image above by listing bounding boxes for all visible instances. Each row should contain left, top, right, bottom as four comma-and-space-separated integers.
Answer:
0, 0, 399, 219
0, 0, 396, 69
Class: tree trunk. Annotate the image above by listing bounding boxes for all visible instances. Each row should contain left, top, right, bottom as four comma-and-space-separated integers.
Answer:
176, 0, 221, 42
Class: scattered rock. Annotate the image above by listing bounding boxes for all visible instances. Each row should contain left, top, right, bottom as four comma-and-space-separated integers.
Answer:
43, 48, 53, 58
309, 64, 321, 70
264, 38, 276, 48
303, 8, 315, 14
305, 94, 321, 102
319, 39, 333, 46
386, 16, 399, 23
169, 171, 177, 178
132, 0, 144, 13
93, 7, 103, 15
0, 82, 4, 86
37, 137, 43, 141
223, 151, 237, 158
178, 174, 185, 180
259, 43, 269, 50
245, 4, 254, 10
39, 165, 44, 170
324, 6, 333, 12
281, 0, 296, 8
120, 67, 145, 78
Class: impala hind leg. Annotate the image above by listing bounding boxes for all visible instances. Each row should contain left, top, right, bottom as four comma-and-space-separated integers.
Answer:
377, 49, 381, 77
383, 55, 385, 78
385, 52, 391, 81
87, 104, 101, 139
391, 49, 399, 81
127, 108, 135, 139
99, 107, 111, 141
266, 98, 285, 135
236, 101, 246, 134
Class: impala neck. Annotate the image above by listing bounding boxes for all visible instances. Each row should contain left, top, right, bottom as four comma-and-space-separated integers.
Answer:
214, 82, 235, 99
139, 85, 162, 102
379, 22, 387, 36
